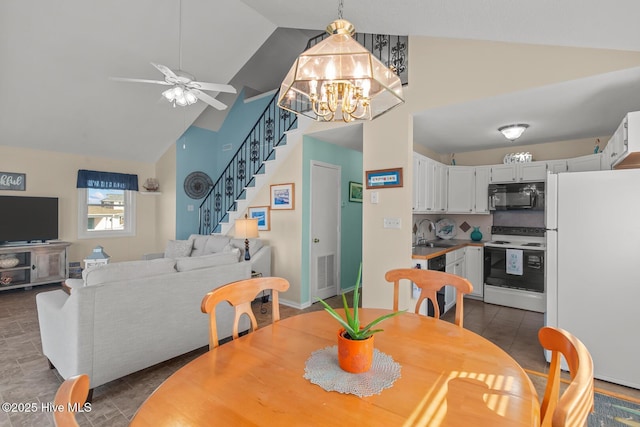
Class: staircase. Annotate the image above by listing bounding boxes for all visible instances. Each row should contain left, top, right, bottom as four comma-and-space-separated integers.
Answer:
197, 31, 409, 235
198, 90, 302, 235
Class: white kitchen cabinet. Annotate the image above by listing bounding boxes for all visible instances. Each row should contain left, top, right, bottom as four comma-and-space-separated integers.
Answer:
447, 166, 475, 213
490, 162, 549, 183
567, 153, 602, 172
489, 164, 517, 183
444, 249, 465, 313
434, 161, 448, 212
412, 153, 426, 212
464, 246, 483, 299
474, 167, 490, 213
604, 115, 628, 169
546, 159, 568, 174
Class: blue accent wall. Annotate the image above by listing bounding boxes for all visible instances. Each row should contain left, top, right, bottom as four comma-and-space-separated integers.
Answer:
301, 136, 363, 304
175, 90, 274, 239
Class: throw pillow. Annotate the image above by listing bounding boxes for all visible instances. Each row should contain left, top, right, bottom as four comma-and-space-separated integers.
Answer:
175, 252, 239, 272
164, 240, 194, 259
223, 244, 242, 261
230, 238, 263, 258
203, 236, 231, 255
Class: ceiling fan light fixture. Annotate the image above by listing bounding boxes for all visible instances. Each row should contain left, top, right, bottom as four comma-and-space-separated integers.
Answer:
498, 124, 529, 141
277, 10, 403, 123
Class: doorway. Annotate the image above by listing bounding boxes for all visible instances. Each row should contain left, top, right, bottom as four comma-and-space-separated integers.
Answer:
310, 161, 341, 301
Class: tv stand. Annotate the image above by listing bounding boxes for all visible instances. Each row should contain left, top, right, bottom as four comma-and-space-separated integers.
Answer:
0, 242, 70, 292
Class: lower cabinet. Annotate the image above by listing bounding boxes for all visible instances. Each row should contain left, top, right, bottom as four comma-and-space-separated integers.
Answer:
464, 246, 484, 299
444, 249, 465, 313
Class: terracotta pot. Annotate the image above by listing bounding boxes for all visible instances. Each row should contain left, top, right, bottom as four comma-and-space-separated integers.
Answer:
337, 328, 374, 373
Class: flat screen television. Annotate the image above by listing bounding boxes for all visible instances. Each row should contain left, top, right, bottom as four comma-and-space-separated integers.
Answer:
0, 196, 59, 244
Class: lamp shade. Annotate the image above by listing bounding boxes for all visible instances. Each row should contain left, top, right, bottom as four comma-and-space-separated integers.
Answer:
278, 19, 404, 122
234, 218, 259, 239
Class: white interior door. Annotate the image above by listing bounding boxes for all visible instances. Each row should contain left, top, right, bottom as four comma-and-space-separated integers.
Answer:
310, 161, 341, 301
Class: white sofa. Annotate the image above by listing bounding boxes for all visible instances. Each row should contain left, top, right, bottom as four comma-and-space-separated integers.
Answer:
36, 255, 251, 392
143, 234, 271, 277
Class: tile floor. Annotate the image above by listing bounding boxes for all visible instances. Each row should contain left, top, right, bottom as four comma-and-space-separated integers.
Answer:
0, 284, 638, 426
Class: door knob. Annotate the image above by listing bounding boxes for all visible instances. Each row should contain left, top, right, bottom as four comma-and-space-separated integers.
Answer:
313, 238, 320, 243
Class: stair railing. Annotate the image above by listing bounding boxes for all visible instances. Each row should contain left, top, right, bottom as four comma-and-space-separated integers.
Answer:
198, 91, 297, 234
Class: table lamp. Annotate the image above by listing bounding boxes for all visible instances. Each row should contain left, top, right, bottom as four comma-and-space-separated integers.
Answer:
234, 215, 259, 261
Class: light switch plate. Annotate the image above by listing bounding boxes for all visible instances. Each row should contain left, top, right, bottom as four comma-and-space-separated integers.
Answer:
370, 191, 379, 204
383, 217, 401, 229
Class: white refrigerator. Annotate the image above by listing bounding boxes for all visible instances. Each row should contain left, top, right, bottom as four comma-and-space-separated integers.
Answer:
546, 169, 640, 389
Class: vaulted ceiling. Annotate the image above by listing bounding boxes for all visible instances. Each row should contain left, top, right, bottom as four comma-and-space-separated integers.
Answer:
2, 0, 640, 163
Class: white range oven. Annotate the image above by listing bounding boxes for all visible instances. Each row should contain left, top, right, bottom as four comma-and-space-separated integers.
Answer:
484, 226, 546, 313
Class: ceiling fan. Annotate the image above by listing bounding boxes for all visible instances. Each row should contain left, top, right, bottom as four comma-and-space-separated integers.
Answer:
110, 0, 235, 110
111, 63, 236, 110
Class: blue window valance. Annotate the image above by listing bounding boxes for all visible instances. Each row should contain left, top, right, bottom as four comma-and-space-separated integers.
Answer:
76, 169, 139, 191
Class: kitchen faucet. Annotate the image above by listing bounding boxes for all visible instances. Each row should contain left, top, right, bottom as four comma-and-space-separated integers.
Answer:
416, 219, 437, 244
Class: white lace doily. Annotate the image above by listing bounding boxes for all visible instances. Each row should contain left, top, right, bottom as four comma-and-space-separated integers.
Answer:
303, 345, 401, 397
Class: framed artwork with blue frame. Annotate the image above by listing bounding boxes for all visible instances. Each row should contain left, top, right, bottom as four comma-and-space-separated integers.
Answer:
248, 206, 270, 231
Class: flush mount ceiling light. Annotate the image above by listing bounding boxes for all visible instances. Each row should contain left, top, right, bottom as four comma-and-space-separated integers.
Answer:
498, 124, 530, 141
277, 0, 404, 123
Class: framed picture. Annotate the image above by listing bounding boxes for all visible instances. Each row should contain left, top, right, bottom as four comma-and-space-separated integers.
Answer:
365, 168, 403, 189
270, 183, 295, 210
349, 181, 363, 203
0, 172, 26, 191
248, 206, 270, 231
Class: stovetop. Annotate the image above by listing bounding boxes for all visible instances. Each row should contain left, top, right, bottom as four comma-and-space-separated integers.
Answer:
486, 226, 546, 251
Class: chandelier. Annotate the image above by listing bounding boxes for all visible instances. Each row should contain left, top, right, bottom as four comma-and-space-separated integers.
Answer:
277, 3, 404, 123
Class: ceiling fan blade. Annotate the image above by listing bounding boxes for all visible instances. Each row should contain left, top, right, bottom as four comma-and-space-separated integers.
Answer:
110, 77, 172, 86
191, 89, 228, 110
151, 62, 178, 80
190, 81, 237, 94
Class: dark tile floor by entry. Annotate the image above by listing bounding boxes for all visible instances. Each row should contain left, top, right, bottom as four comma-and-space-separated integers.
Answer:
1, 285, 638, 426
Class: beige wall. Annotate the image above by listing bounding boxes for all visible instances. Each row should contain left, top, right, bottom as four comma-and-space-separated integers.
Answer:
154, 144, 177, 249
234, 140, 305, 306
362, 36, 640, 311
0, 145, 163, 265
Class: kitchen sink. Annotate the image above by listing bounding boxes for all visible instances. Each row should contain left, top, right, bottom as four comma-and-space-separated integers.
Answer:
416, 240, 458, 248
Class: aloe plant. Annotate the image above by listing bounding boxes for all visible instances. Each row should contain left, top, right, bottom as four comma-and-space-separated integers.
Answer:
317, 263, 404, 340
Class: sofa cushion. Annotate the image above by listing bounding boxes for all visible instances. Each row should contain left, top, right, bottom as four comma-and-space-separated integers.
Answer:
203, 236, 232, 255
164, 239, 194, 259
175, 252, 239, 272
188, 234, 231, 257
84, 258, 177, 286
230, 238, 264, 258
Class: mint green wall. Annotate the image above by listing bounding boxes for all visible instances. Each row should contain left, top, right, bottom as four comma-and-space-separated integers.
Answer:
302, 136, 363, 304
175, 90, 273, 239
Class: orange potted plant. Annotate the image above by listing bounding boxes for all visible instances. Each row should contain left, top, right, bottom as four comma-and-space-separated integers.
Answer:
317, 263, 404, 373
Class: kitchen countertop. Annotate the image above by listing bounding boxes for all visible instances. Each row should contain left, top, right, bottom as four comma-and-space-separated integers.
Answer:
412, 239, 486, 260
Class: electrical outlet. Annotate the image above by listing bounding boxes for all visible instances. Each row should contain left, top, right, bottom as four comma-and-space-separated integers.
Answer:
187, 205, 194, 212
412, 282, 421, 299
383, 217, 401, 229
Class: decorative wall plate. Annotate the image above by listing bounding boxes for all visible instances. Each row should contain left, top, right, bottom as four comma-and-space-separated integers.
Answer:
184, 171, 213, 199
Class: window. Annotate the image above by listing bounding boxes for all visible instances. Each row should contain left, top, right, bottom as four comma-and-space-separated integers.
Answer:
78, 188, 135, 238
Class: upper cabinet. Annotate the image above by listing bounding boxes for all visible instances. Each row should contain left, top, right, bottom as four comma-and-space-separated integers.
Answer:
490, 161, 548, 183
567, 153, 602, 172
474, 167, 490, 214
413, 153, 445, 213
447, 167, 475, 213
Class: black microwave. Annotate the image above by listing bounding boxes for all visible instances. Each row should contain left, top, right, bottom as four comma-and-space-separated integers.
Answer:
488, 182, 545, 211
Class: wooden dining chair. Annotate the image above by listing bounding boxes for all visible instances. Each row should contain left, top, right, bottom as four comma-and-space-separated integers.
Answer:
53, 374, 90, 427
201, 277, 290, 349
538, 326, 594, 427
385, 268, 473, 327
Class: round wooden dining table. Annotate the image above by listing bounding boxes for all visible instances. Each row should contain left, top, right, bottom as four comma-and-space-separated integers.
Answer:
130, 308, 540, 426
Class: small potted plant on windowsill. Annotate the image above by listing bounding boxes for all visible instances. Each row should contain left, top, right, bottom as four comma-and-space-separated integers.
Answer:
317, 263, 404, 373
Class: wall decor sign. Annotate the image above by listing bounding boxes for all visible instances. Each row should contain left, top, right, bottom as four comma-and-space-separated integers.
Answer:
270, 183, 295, 210
0, 172, 26, 191
365, 168, 403, 189
349, 181, 363, 202
248, 206, 270, 231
